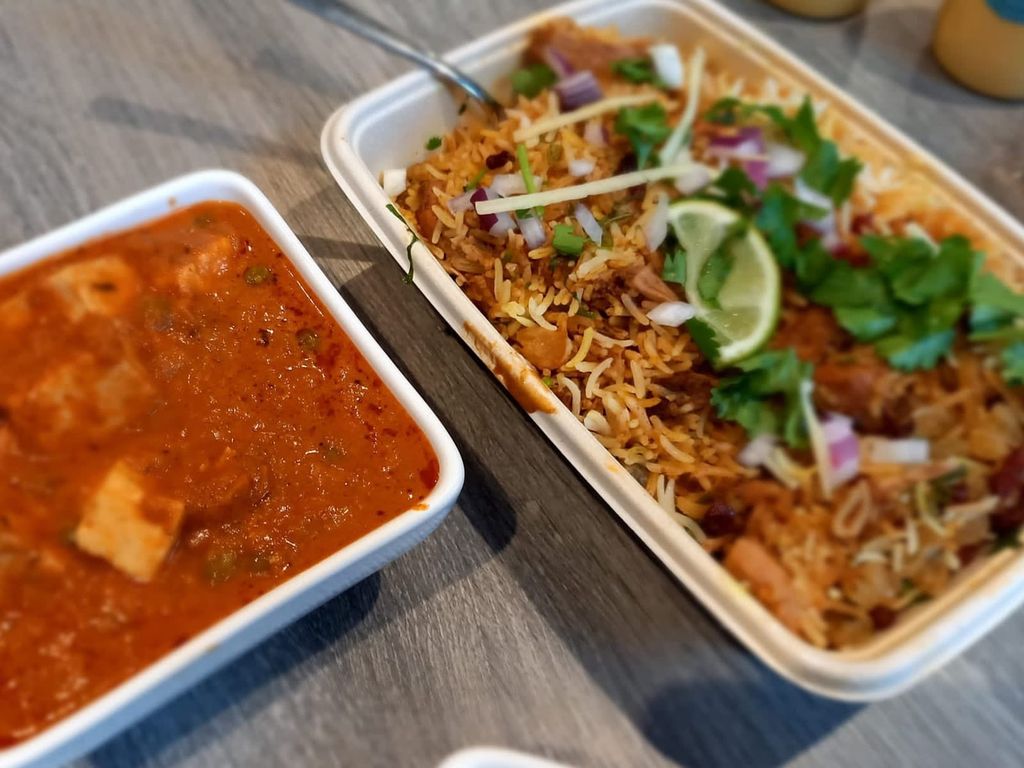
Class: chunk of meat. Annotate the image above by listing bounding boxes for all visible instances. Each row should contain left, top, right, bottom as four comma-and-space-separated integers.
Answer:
629, 265, 678, 303
9, 353, 155, 449
514, 319, 570, 370
724, 537, 811, 634
75, 460, 184, 581
526, 18, 649, 79
414, 185, 440, 240
45, 256, 140, 320
772, 307, 845, 364
814, 350, 911, 434
176, 233, 237, 293
990, 447, 1024, 535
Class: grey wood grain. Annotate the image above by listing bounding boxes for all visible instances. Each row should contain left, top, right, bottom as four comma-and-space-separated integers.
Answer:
1, 1, 1022, 766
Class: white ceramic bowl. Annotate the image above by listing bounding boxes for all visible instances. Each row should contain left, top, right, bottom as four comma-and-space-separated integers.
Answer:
0, 169, 464, 768
320, 0, 1024, 700
439, 747, 572, 768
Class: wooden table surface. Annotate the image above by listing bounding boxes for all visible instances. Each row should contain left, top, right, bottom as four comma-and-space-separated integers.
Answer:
3, 1, 1023, 766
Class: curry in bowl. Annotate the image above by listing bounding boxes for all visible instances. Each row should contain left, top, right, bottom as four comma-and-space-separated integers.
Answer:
0, 202, 439, 746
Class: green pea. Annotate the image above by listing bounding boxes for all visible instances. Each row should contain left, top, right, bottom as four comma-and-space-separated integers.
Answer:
296, 328, 320, 352
204, 549, 238, 584
244, 265, 271, 285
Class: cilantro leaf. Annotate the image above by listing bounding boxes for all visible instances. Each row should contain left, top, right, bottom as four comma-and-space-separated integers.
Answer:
885, 236, 978, 306
425, 136, 442, 151
1002, 342, 1024, 385
704, 97, 787, 129
834, 305, 898, 341
386, 203, 419, 284
511, 64, 557, 98
614, 103, 670, 169
971, 271, 1024, 316
552, 223, 585, 257
698, 247, 733, 308
612, 57, 658, 84
700, 166, 759, 214
755, 184, 828, 271
662, 247, 687, 285
686, 317, 722, 364
707, 95, 861, 205
697, 221, 746, 308
710, 349, 812, 448
875, 329, 955, 370
808, 261, 888, 307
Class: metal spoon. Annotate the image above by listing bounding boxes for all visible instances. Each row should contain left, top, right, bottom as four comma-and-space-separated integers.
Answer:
289, 0, 503, 112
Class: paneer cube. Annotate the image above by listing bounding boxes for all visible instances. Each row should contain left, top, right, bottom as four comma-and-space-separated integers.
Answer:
12, 353, 154, 447
75, 460, 184, 581
46, 256, 140, 321
176, 234, 236, 293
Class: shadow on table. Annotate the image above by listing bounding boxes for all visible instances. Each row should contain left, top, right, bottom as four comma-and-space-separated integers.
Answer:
641, 674, 857, 767
297, 232, 862, 767
86, 96, 322, 168
87, 572, 381, 768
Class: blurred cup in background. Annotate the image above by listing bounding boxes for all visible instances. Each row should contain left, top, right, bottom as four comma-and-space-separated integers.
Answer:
767, 0, 868, 19
933, 0, 1024, 99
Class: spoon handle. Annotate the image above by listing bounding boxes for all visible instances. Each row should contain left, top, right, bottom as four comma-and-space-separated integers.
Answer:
290, 0, 502, 110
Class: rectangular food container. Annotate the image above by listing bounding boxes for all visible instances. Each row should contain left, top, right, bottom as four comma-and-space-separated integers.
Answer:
320, 0, 1024, 700
0, 169, 464, 768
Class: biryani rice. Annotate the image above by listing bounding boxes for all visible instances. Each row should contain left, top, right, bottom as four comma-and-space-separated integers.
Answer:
394, 19, 1024, 648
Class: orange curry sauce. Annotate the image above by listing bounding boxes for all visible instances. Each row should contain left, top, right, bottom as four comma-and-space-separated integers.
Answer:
0, 202, 438, 746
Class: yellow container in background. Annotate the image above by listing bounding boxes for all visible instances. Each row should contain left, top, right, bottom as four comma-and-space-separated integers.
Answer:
767, 0, 867, 19
934, 0, 1024, 99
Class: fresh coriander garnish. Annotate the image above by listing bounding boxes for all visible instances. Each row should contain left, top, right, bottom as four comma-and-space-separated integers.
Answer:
611, 57, 659, 85
614, 103, 670, 169
710, 349, 812, 448
552, 224, 585, 257
510, 63, 557, 98
425, 135, 442, 151
705, 96, 862, 206
386, 203, 418, 284
662, 247, 687, 285
697, 221, 747, 308
464, 168, 486, 192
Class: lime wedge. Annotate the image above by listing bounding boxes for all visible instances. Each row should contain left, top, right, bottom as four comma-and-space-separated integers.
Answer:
668, 199, 780, 365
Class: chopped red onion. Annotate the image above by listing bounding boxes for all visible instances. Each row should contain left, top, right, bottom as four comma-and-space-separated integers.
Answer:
490, 211, 517, 238
490, 173, 527, 197
648, 43, 684, 89
708, 127, 767, 188
447, 189, 475, 214
518, 214, 547, 250
583, 119, 607, 147
674, 165, 712, 195
642, 192, 670, 251
568, 158, 596, 177
708, 126, 763, 149
765, 142, 806, 179
738, 434, 777, 467
542, 45, 574, 79
794, 177, 838, 245
555, 70, 603, 111
381, 168, 407, 198
473, 188, 515, 236
863, 437, 930, 464
823, 414, 859, 487
574, 203, 603, 244
471, 187, 497, 230
646, 300, 696, 327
